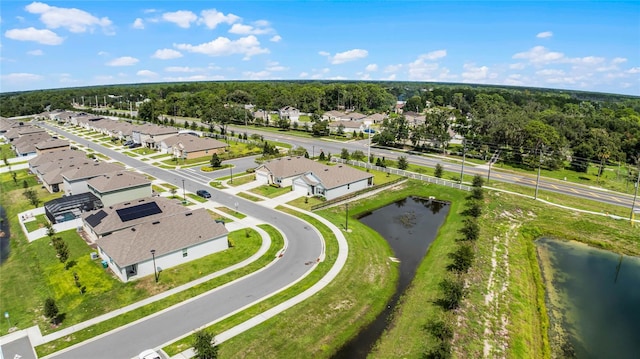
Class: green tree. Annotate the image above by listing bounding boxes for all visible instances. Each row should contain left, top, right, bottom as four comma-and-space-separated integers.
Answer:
11, 171, 17, 184
462, 200, 482, 218
210, 153, 222, 168
448, 243, 474, 273
434, 163, 444, 178
438, 276, 465, 311
318, 151, 326, 161
44, 298, 59, 324
340, 148, 350, 160
471, 174, 484, 188
397, 156, 409, 170
351, 150, 366, 162
23, 188, 40, 208
337, 123, 345, 136
459, 218, 480, 241
22, 179, 29, 189
192, 329, 218, 359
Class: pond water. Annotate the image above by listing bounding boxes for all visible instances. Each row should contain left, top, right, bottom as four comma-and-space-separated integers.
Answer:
537, 238, 640, 359
333, 196, 450, 358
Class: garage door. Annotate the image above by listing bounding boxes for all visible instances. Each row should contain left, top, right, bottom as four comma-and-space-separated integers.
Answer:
292, 178, 309, 195
256, 171, 269, 185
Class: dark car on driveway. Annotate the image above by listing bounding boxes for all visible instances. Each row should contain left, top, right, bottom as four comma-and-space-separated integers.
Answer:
196, 190, 212, 198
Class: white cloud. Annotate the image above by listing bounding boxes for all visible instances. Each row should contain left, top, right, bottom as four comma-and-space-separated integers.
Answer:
25, 2, 112, 34
229, 23, 271, 35
165, 66, 198, 73
270, 35, 282, 42
381, 74, 396, 81
27, 49, 43, 55
384, 64, 402, 73
243, 70, 271, 80
536, 69, 565, 76
137, 70, 158, 77
97, 51, 108, 56
152, 48, 183, 60
627, 67, 640, 74
299, 72, 309, 78
462, 64, 496, 82
198, 9, 240, 29
536, 31, 553, 38
2, 72, 43, 82
365, 64, 378, 72
612, 57, 627, 64
162, 10, 197, 28
569, 56, 605, 66
106, 56, 139, 66
174, 35, 269, 60
513, 46, 564, 65
420, 49, 447, 60
266, 63, 287, 71
132, 18, 144, 29
509, 62, 526, 70
164, 74, 225, 82
5, 27, 63, 45
320, 49, 368, 64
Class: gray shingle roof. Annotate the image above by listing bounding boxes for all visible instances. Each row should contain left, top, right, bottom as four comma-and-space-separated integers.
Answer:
83, 196, 189, 236
96, 208, 227, 267
35, 138, 70, 150
87, 171, 150, 193
62, 162, 124, 181
258, 156, 372, 189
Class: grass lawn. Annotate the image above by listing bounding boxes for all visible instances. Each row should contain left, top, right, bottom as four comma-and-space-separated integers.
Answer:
33, 227, 274, 356
206, 209, 233, 223
1, 143, 16, 160
187, 193, 208, 203
149, 153, 170, 159
23, 214, 49, 232
236, 192, 263, 202
225, 174, 256, 187
215, 206, 247, 219
132, 147, 157, 156
286, 196, 325, 211
248, 185, 292, 198
151, 185, 166, 193
0, 169, 40, 193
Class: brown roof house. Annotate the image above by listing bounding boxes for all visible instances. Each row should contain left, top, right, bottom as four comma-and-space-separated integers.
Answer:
132, 124, 179, 149
30, 150, 91, 193
87, 171, 152, 207
83, 197, 228, 282
61, 162, 125, 196
35, 138, 69, 155
11, 132, 53, 156
255, 156, 373, 200
160, 134, 227, 160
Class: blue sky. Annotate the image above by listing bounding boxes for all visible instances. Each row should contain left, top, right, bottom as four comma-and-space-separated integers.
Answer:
1, 1, 638, 95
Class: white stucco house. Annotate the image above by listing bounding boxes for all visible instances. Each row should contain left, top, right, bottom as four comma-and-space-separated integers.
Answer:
86, 171, 152, 207
255, 156, 373, 200
95, 207, 228, 282
279, 106, 300, 122
61, 162, 125, 196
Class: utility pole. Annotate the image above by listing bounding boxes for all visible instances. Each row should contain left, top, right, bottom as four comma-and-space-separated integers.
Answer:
459, 138, 466, 183
535, 143, 543, 200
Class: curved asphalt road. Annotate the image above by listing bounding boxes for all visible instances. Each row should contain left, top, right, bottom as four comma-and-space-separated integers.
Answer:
40, 124, 324, 359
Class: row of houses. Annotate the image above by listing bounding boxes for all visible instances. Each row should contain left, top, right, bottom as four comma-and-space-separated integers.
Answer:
1, 117, 70, 156
39, 111, 228, 160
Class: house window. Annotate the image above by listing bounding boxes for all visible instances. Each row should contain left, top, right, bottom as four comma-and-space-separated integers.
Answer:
182, 248, 188, 257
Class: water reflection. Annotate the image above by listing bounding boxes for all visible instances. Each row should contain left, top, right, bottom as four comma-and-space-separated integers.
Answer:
333, 197, 450, 358
0, 205, 10, 265
537, 238, 640, 359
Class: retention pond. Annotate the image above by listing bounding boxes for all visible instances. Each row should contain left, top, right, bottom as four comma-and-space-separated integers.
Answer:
333, 196, 450, 358
537, 237, 640, 359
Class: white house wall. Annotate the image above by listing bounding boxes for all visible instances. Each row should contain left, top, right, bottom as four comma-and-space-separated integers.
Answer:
97, 185, 152, 207
64, 179, 90, 196
99, 234, 229, 282
255, 170, 270, 185
325, 178, 370, 200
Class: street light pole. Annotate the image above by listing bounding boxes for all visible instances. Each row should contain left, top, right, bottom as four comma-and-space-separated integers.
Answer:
535, 143, 543, 200
182, 179, 186, 202
150, 249, 158, 283
365, 120, 372, 166
459, 138, 466, 183
230, 167, 233, 183
630, 169, 640, 221
345, 203, 349, 231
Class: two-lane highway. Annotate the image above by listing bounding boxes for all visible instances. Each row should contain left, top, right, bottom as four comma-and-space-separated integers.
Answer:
41, 124, 325, 359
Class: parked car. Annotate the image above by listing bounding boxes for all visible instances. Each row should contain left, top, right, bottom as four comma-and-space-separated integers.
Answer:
129, 143, 142, 149
196, 190, 212, 198
123, 140, 133, 147
138, 349, 162, 359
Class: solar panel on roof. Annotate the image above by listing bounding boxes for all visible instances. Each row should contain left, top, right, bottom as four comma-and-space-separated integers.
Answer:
116, 202, 162, 222
85, 210, 108, 227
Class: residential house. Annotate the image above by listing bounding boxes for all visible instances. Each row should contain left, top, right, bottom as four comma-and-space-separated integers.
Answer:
62, 162, 125, 196
255, 156, 373, 200
131, 124, 179, 148
35, 138, 70, 155
87, 171, 152, 207
94, 207, 228, 282
160, 134, 227, 160
322, 110, 346, 121
29, 150, 89, 193
328, 120, 365, 134
44, 192, 103, 224
364, 113, 386, 124
279, 106, 300, 122
11, 132, 52, 156
4, 125, 46, 142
